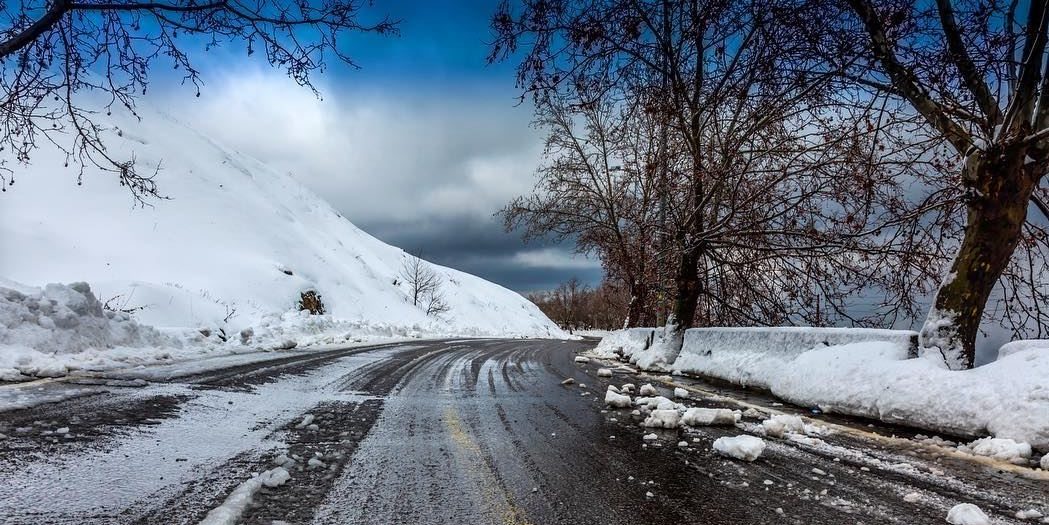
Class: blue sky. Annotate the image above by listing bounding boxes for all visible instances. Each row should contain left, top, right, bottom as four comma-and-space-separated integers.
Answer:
166, 0, 604, 293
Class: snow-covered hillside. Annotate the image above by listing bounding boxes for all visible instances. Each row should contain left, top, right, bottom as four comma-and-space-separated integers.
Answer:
0, 101, 563, 379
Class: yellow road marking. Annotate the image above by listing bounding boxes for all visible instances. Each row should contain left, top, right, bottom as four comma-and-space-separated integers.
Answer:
443, 407, 534, 525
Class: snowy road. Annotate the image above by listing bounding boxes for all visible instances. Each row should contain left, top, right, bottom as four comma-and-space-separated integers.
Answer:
0, 339, 1045, 524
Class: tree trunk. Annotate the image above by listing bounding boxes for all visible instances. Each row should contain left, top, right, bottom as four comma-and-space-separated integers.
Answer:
919, 151, 1037, 369
624, 280, 648, 328
670, 243, 702, 333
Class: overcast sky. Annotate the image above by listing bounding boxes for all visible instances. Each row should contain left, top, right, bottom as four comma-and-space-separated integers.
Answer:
163, 0, 602, 293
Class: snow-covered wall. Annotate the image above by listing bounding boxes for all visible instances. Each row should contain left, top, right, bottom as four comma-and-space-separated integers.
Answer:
0, 102, 564, 341
671, 327, 918, 388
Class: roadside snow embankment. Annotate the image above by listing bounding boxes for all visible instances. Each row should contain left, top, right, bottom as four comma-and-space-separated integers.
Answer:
0, 280, 462, 382
0, 282, 183, 380
592, 328, 1049, 450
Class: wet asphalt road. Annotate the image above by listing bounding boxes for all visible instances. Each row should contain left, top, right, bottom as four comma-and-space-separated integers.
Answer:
0, 338, 1046, 524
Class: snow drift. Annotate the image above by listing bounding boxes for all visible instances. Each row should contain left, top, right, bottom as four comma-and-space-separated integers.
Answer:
591, 328, 1049, 450
0, 101, 564, 380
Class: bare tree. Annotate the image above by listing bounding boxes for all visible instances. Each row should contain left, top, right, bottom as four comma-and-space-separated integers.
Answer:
0, 0, 396, 203
399, 254, 448, 317
837, 0, 1049, 368
504, 90, 660, 328
493, 0, 883, 350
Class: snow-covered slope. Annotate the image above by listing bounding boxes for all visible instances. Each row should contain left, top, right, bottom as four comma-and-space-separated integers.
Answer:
0, 102, 563, 346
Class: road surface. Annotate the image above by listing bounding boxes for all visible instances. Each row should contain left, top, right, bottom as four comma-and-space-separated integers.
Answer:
0, 338, 1045, 524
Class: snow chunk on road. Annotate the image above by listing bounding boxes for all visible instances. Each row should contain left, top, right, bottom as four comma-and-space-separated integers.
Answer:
673, 387, 689, 399
639, 383, 658, 396
681, 408, 739, 426
1016, 509, 1044, 520
574, 356, 590, 363
762, 414, 806, 438
964, 437, 1032, 463
620, 383, 636, 394
634, 396, 680, 411
1042, 454, 1049, 470
642, 433, 658, 441
642, 409, 681, 429
199, 467, 291, 525
712, 435, 766, 462
597, 368, 613, 377
295, 414, 315, 429
946, 503, 991, 525
604, 390, 632, 408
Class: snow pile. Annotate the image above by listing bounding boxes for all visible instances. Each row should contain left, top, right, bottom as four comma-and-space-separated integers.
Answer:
961, 437, 1032, 464
631, 325, 684, 371
767, 342, 1049, 449
0, 102, 565, 379
595, 328, 1049, 449
0, 281, 182, 380
712, 435, 766, 461
998, 340, 1049, 360
199, 467, 291, 525
946, 503, 991, 525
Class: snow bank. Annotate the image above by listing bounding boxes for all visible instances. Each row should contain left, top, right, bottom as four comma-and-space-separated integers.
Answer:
0, 282, 182, 380
594, 328, 1049, 449
591, 328, 655, 359
671, 327, 917, 388
0, 280, 489, 381
998, 340, 1049, 360
767, 342, 1049, 449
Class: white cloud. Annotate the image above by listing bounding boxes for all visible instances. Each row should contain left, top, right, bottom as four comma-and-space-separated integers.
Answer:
166, 69, 543, 226
510, 248, 602, 270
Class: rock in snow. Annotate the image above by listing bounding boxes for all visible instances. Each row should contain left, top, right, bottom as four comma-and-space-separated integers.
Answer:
946, 503, 991, 525
712, 435, 766, 462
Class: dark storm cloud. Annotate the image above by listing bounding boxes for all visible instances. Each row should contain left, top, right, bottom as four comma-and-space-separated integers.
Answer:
364, 216, 602, 293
